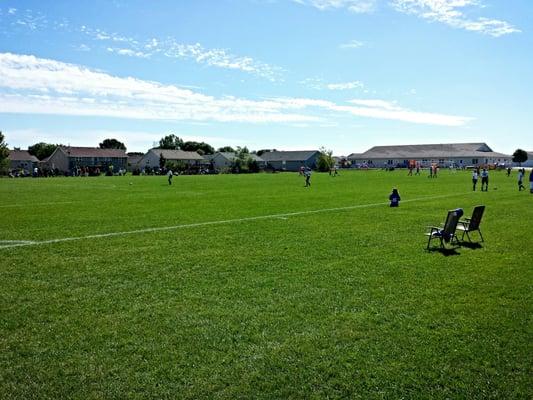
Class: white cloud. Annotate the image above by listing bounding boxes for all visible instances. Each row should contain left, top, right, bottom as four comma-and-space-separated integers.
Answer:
294, 0, 377, 13
326, 81, 364, 90
301, 78, 364, 91
8, 8, 17, 15
0, 53, 471, 127
162, 41, 283, 81
339, 40, 366, 49
107, 47, 151, 59
391, 0, 520, 37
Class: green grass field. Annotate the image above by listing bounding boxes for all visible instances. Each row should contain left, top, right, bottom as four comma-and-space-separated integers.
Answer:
1, 170, 531, 399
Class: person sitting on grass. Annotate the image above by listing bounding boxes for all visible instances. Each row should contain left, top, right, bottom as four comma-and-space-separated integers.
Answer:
389, 188, 401, 207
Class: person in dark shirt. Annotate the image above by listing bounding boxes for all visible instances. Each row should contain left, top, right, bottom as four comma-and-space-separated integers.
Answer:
389, 188, 401, 207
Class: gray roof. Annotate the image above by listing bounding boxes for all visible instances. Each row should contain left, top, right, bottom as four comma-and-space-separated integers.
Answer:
215, 152, 264, 162
127, 154, 143, 165
8, 150, 39, 162
59, 146, 127, 158
348, 143, 510, 159
149, 148, 204, 161
260, 150, 320, 162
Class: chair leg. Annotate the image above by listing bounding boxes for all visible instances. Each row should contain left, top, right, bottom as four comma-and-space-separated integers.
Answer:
478, 229, 484, 242
465, 231, 472, 242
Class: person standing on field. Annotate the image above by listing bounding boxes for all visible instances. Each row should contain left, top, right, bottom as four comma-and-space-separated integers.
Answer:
472, 170, 478, 191
304, 167, 311, 187
481, 168, 489, 191
518, 169, 525, 191
167, 169, 174, 185
529, 169, 533, 194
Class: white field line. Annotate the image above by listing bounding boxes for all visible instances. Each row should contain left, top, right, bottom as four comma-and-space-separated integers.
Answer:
0, 193, 467, 250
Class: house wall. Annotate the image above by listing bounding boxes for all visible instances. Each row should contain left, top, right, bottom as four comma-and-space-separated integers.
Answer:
45, 149, 70, 172
266, 158, 316, 171
67, 157, 127, 171
9, 159, 36, 172
351, 156, 511, 168
212, 154, 232, 170
139, 151, 160, 169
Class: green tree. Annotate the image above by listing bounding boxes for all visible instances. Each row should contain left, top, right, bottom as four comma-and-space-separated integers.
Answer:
28, 142, 58, 160
0, 131, 9, 174
159, 153, 166, 168
317, 147, 334, 172
256, 149, 274, 156
217, 146, 235, 153
99, 138, 126, 151
512, 149, 528, 166
182, 141, 215, 155
158, 134, 183, 150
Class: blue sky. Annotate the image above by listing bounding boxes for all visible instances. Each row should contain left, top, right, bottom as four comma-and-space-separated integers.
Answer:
0, 0, 531, 155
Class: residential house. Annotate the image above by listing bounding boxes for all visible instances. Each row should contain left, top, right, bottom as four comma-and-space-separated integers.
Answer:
347, 143, 511, 168
138, 148, 205, 170
8, 150, 39, 173
42, 146, 128, 173
126, 153, 144, 172
260, 150, 320, 171
210, 152, 266, 171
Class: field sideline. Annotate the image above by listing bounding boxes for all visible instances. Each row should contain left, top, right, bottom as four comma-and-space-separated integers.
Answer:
1, 170, 532, 398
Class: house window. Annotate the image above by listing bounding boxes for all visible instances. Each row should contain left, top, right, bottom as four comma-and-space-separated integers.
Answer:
472, 159, 478, 164
387, 160, 393, 165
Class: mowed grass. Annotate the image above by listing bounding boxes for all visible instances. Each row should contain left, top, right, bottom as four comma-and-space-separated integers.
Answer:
0, 170, 531, 399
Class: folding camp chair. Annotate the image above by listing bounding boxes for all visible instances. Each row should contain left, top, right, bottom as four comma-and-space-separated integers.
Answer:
456, 205, 485, 243
426, 209, 461, 250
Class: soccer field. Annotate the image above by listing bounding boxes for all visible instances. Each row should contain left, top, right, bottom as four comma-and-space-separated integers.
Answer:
1, 170, 531, 399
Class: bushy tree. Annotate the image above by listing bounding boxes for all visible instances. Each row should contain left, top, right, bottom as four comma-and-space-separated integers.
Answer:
0, 131, 9, 174
317, 147, 334, 172
158, 134, 183, 150
159, 153, 166, 168
28, 142, 58, 160
99, 138, 126, 150
512, 149, 528, 166
217, 146, 235, 153
256, 149, 274, 156
182, 141, 215, 155
230, 147, 260, 173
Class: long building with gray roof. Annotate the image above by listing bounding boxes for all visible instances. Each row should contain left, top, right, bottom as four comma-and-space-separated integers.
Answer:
347, 143, 511, 168
260, 150, 320, 171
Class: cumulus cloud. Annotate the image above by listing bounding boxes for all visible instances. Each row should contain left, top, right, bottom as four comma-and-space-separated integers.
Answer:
391, 0, 520, 37
0, 53, 471, 127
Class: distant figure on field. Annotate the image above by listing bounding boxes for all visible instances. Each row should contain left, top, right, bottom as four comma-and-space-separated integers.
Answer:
481, 168, 489, 191
428, 166, 433, 178
529, 169, 533, 193
389, 188, 401, 207
472, 170, 478, 191
167, 169, 174, 185
507, 167, 512, 177
299, 165, 305, 176
304, 168, 311, 187
415, 164, 420, 175
518, 169, 525, 191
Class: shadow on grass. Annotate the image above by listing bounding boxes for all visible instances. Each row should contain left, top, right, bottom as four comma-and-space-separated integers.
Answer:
458, 241, 483, 250
426, 247, 461, 256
